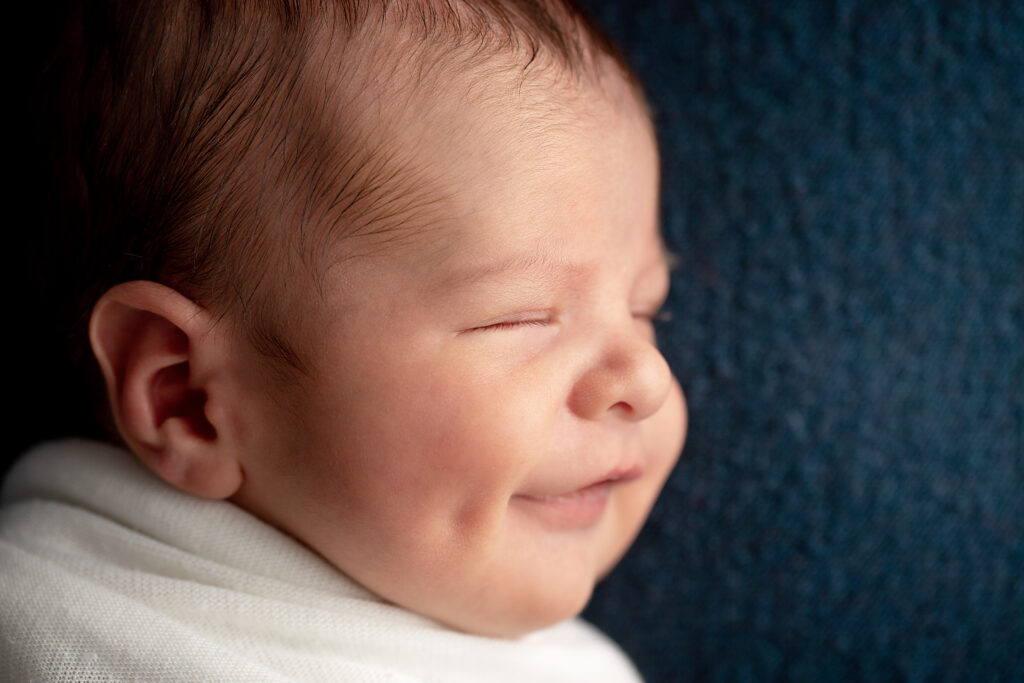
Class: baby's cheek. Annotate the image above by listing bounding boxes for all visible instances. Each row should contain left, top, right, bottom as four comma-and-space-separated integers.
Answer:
654, 377, 687, 472
417, 381, 551, 479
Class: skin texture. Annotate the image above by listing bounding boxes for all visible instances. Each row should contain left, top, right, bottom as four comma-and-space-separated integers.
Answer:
226, 75, 688, 637
90, 68, 687, 639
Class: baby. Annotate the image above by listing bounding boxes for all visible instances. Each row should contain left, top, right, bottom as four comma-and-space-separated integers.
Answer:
1, 0, 686, 680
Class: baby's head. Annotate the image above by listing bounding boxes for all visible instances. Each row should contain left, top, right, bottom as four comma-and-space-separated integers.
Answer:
62, 0, 686, 637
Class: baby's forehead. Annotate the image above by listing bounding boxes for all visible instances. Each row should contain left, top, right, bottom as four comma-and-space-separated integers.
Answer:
308, 97, 659, 304
257, 8, 657, 322
323, 81, 654, 263
302, 57, 651, 264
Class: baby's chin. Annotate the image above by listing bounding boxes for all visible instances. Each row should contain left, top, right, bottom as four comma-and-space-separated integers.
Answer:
416, 511, 651, 638
430, 578, 598, 640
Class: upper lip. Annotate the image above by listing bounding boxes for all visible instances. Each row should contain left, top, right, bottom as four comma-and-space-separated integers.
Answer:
518, 464, 644, 500
589, 465, 643, 489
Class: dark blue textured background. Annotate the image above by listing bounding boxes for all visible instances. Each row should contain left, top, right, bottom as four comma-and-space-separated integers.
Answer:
579, 1, 1023, 681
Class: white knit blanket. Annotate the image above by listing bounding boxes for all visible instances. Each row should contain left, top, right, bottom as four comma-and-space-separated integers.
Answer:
0, 440, 642, 682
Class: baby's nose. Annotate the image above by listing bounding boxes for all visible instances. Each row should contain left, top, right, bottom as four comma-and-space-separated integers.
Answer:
567, 328, 673, 422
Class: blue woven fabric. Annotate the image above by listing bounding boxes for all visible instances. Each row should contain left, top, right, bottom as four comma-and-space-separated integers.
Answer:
580, 1, 1024, 680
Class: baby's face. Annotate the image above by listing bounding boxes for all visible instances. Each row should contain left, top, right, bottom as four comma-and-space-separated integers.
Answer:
232, 77, 686, 637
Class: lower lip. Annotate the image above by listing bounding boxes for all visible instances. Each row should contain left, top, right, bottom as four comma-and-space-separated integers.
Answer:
512, 481, 620, 529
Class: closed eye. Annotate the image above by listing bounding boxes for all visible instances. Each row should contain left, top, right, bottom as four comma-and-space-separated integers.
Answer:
474, 318, 551, 331
463, 311, 555, 333
632, 308, 672, 345
633, 308, 673, 323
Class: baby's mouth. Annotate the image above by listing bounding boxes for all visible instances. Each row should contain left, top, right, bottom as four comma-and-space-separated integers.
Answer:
512, 466, 643, 528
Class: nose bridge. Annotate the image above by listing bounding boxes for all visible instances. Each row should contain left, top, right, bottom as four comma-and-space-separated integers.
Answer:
568, 323, 672, 422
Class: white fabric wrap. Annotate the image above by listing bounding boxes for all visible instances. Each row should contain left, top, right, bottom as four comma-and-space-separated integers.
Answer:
0, 440, 643, 682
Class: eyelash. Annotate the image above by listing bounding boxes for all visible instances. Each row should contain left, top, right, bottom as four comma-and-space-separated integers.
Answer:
475, 318, 551, 331
472, 308, 671, 333
634, 309, 673, 323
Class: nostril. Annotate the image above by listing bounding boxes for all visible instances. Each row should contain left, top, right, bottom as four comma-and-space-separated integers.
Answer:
609, 401, 634, 415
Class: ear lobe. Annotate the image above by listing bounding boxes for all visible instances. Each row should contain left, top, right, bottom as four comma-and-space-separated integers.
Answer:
89, 281, 243, 499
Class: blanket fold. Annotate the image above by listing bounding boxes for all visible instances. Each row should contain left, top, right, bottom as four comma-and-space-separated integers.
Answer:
1, 440, 641, 682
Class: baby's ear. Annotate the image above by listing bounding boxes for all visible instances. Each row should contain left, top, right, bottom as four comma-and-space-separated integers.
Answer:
89, 281, 243, 499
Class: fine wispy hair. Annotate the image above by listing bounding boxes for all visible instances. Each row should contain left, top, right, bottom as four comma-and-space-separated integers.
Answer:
43, 0, 639, 382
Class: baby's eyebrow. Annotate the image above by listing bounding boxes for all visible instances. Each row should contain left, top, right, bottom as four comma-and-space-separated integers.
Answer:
436, 252, 589, 290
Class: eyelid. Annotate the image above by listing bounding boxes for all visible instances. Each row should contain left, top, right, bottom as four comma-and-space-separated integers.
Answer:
464, 310, 555, 332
